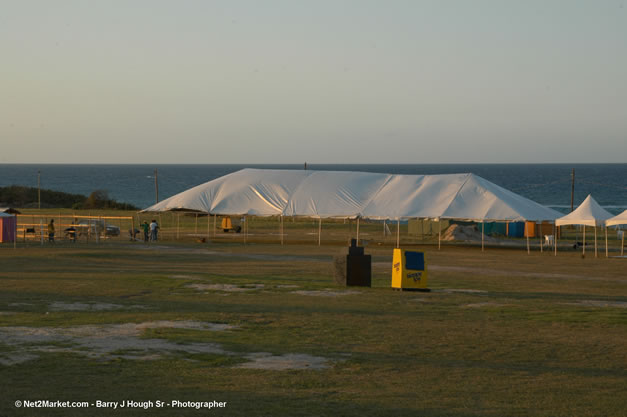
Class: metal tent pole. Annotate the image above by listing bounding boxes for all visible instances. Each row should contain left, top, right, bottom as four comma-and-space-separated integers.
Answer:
318, 218, 321, 246
356, 218, 360, 246
481, 220, 485, 252
540, 222, 543, 253
396, 219, 400, 248
213, 214, 216, 237
583, 225, 586, 256
280, 216, 284, 245
438, 219, 441, 250
594, 226, 597, 258
605, 226, 608, 258
554, 223, 557, 256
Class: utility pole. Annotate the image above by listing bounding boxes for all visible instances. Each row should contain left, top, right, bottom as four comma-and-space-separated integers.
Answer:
154, 168, 159, 204
570, 168, 575, 212
37, 170, 41, 210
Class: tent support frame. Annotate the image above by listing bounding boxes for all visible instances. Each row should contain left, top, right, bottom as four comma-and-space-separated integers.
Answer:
318, 218, 321, 246
396, 219, 400, 248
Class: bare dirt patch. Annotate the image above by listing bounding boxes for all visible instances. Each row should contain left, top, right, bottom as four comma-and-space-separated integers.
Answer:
428, 265, 620, 282
48, 302, 148, 311
186, 283, 265, 292
292, 289, 361, 297
0, 321, 332, 370
0, 321, 234, 363
0, 353, 39, 366
168, 274, 203, 280
437, 289, 488, 294
463, 302, 511, 308
236, 352, 330, 370
565, 300, 627, 309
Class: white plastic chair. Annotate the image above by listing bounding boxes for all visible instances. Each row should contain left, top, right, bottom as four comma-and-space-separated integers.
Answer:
544, 235, 554, 248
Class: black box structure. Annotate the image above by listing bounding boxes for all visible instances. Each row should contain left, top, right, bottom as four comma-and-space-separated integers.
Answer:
333, 239, 371, 287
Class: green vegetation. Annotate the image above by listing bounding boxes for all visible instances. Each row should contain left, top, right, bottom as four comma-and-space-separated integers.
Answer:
0, 186, 137, 210
0, 241, 626, 416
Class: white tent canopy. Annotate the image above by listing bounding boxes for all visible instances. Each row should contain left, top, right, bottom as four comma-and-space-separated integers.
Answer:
555, 195, 613, 227
606, 210, 627, 227
143, 169, 561, 222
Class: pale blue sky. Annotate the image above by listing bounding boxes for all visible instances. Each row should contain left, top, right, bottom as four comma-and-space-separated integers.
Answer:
2, 0, 626, 163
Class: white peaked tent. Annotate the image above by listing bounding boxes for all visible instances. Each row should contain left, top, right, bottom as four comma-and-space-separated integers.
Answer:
555, 195, 613, 257
143, 169, 561, 222
606, 209, 627, 256
605, 209, 627, 227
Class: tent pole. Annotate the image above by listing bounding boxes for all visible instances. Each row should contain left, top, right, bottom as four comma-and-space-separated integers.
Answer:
540, 222, 543, 253
583, 225, 586, 256
396, 219, 400, 248
213, 214, 216, 237
526, 231, 530, 255
481, 221, 485, 252
594, 226, 597, 258
383, 219, 386, 238
244, 215, 247, 245
605, 226, 608, 258
195, 213, 198, 234
318, 218, 321, 246
280, 216, 284, 245
207, 214, 210, 240
622, 230, 624, 256
554, 223, 557, 256
356, 218, 360, 246
438, 219, 441, 251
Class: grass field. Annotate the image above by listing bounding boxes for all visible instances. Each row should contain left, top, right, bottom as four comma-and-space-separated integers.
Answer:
1, 237, 626, 416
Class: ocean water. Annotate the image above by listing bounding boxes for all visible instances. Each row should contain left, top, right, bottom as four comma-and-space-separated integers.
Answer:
0, 164, 625, 214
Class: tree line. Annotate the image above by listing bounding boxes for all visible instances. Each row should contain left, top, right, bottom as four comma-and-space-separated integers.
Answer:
0, 186, 138, 210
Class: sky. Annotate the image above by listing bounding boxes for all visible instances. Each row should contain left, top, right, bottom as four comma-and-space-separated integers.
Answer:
1, 0, 626, 164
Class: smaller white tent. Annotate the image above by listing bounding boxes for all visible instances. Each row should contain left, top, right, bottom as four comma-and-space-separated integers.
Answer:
606, 210, 627, 256
605, 210, 627, 227
555, 195, 613, 227
555, 195, 613, 257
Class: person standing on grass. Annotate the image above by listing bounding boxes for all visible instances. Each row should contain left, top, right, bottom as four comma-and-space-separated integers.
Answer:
150, 219, 159, 242
141, 221, 150, 242
48, 219, 55, 243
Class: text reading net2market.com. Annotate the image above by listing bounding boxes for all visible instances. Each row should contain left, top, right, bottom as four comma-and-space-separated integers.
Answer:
15, 400, 227, 410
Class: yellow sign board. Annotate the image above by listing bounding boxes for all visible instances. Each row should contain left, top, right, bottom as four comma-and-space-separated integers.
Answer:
391, 248, 428, 290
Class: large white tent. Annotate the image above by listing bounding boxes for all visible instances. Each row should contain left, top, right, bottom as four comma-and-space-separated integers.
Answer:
143, 169, 561, 222
555, 195, 613, 257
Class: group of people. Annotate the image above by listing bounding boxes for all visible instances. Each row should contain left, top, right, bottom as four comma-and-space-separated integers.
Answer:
48, 218, 160, 243
140, 219, 160, 242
